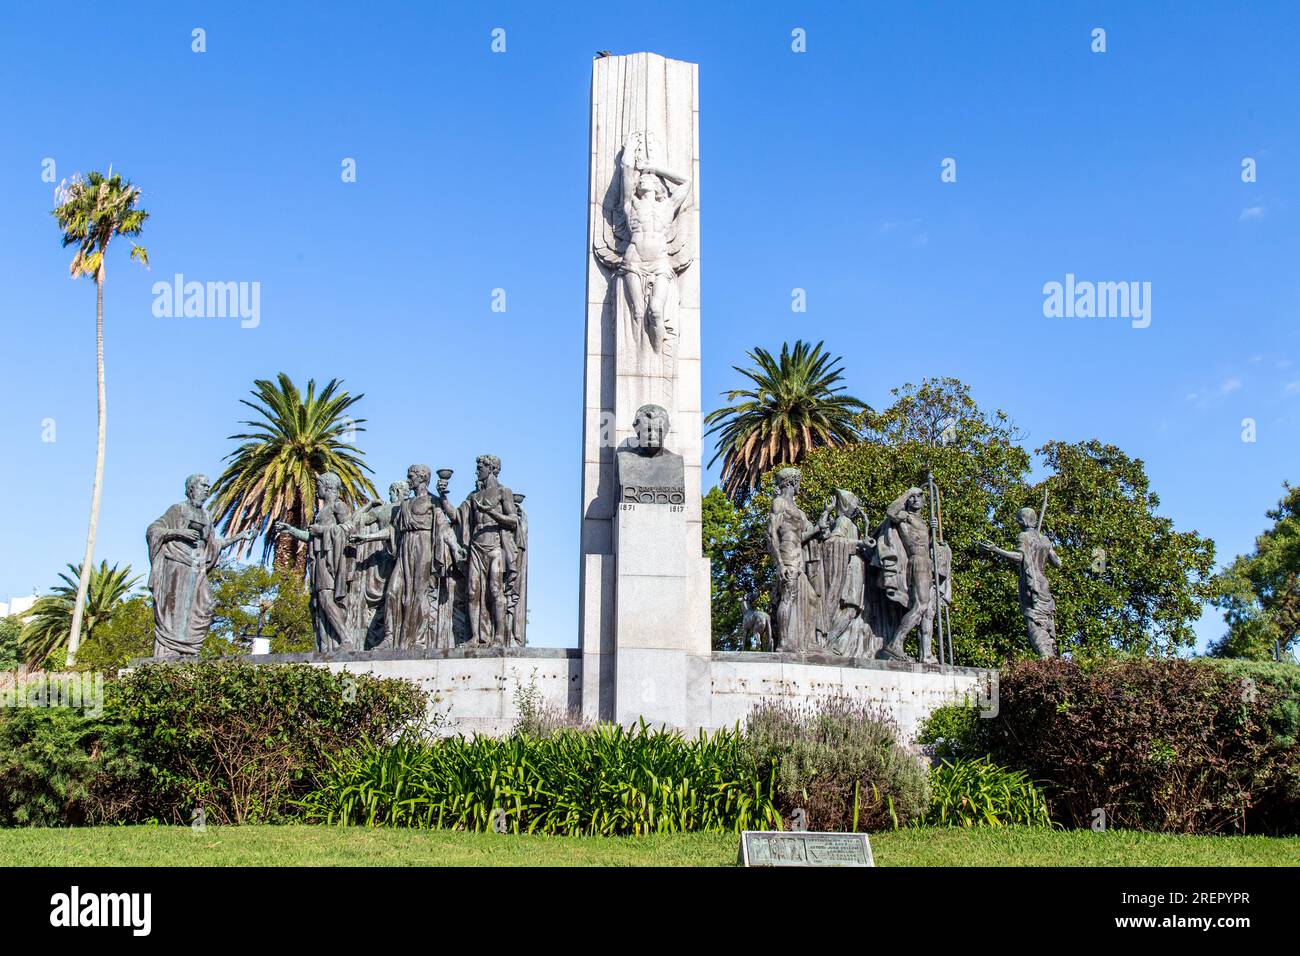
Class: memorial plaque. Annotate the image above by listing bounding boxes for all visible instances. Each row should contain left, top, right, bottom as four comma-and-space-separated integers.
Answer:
740, 831, 875, 867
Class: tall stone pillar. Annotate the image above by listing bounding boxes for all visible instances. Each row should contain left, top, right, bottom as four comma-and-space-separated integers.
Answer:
578, 52, 711, 728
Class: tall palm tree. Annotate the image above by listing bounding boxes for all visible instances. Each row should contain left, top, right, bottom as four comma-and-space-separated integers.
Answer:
705, 340, 869, 501
210, 374, 377, 574
52, 171, 149, 665
20, 562, 141, 668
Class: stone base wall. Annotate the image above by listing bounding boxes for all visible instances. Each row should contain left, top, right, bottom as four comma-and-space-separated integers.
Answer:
143, 648, 993, 741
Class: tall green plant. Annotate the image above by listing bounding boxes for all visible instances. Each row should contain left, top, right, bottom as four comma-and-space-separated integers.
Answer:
19, 562, 140, 668
705, 340, 868, 502
51, 171, 149, 664
210, 374, 377, 574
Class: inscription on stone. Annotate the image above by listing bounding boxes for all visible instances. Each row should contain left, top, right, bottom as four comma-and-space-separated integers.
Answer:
740, 830, 874, 867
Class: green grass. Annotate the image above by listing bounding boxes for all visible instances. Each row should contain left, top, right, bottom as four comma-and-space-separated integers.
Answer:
0, 826, 1296, 866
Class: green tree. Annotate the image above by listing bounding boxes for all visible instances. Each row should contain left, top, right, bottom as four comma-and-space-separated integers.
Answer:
705, 340, 868, 502
1209, 484, 1300, 660
19, 563, 141, 668
705, 379, 1217, 664
206, 564, 313, 654
0, 615, 21, 670
52, 171, 149, 664
703, 486, 773, 648
210, 374, 377, 574
76, 596, 153, 672
1030, 440, 1215, 657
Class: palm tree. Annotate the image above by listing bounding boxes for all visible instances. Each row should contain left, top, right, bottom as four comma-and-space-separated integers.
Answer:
210, 374, 377, 573
705, 340, 869, 501
52, 171, 149, 665
20, 562, 141, 668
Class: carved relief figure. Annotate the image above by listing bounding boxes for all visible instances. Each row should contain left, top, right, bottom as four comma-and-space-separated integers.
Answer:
146, 473, 255, 656
594, 130, 695, 375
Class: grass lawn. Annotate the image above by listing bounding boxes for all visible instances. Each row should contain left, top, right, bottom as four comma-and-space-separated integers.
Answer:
0, 825, 1296, 866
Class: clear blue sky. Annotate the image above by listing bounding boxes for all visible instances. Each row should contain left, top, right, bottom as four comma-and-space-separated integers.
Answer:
1, 2, 1296, 650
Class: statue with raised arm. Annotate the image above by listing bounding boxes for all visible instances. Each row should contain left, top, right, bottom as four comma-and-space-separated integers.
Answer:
873, 487, 937, 663
347, 479, 408, 649
593, 130, 694, 361
458, 455, 520, 646
977, 507, 1061, 658
147, 473, 255, 657
767, 467, 822, 653
274, 472, 358, 652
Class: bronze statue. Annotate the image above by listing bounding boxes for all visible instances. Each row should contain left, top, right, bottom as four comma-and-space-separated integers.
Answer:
978, 507, 1061, 658
146, 473, 254, 656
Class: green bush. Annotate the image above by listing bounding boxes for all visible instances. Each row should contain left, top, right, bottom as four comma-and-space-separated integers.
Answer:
740, 697, 931, 830
0, 662, 425, 827
926, 756, 1053, 828
1195, 658, 1300, 831
984, 658, 1293, 834
0, 705, 145, 826
301, 721, 781, 835
916, 704, 986, 764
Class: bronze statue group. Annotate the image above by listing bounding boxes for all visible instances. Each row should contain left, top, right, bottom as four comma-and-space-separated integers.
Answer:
764, 467, 1059, 663
147, 456, 528, 657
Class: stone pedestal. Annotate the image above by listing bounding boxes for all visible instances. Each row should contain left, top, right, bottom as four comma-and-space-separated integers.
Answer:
579, 52, 711, 727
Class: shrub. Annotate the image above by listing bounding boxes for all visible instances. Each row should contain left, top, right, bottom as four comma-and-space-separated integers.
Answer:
740, 697, 931, 831
984, 658, 1290, 834
916, 704, 987, 764
301, 721, 780, 835
511, 671, 586, 737
0, 705, 145, 826
0, 662, 425, 827
114, 661, 425, 824
1195, 657, 1300, 831
926, 756, 1052, 828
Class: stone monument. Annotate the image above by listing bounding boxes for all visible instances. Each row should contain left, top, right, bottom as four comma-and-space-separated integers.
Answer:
578, 51, 709, 726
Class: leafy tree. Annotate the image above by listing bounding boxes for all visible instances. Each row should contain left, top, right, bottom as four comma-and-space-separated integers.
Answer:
1031, 440, 1215, 657
704, 378, 1216, 664
703, 487, 773, 649
51, 171, 149, 664
19, 563, 141, 668
705, 340, 868, 502
76, 596, 153, 672
0, 615, 21, 670
207, 564, 313, 654
1209, 484, 1300, 660
210, 374, 377, 574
